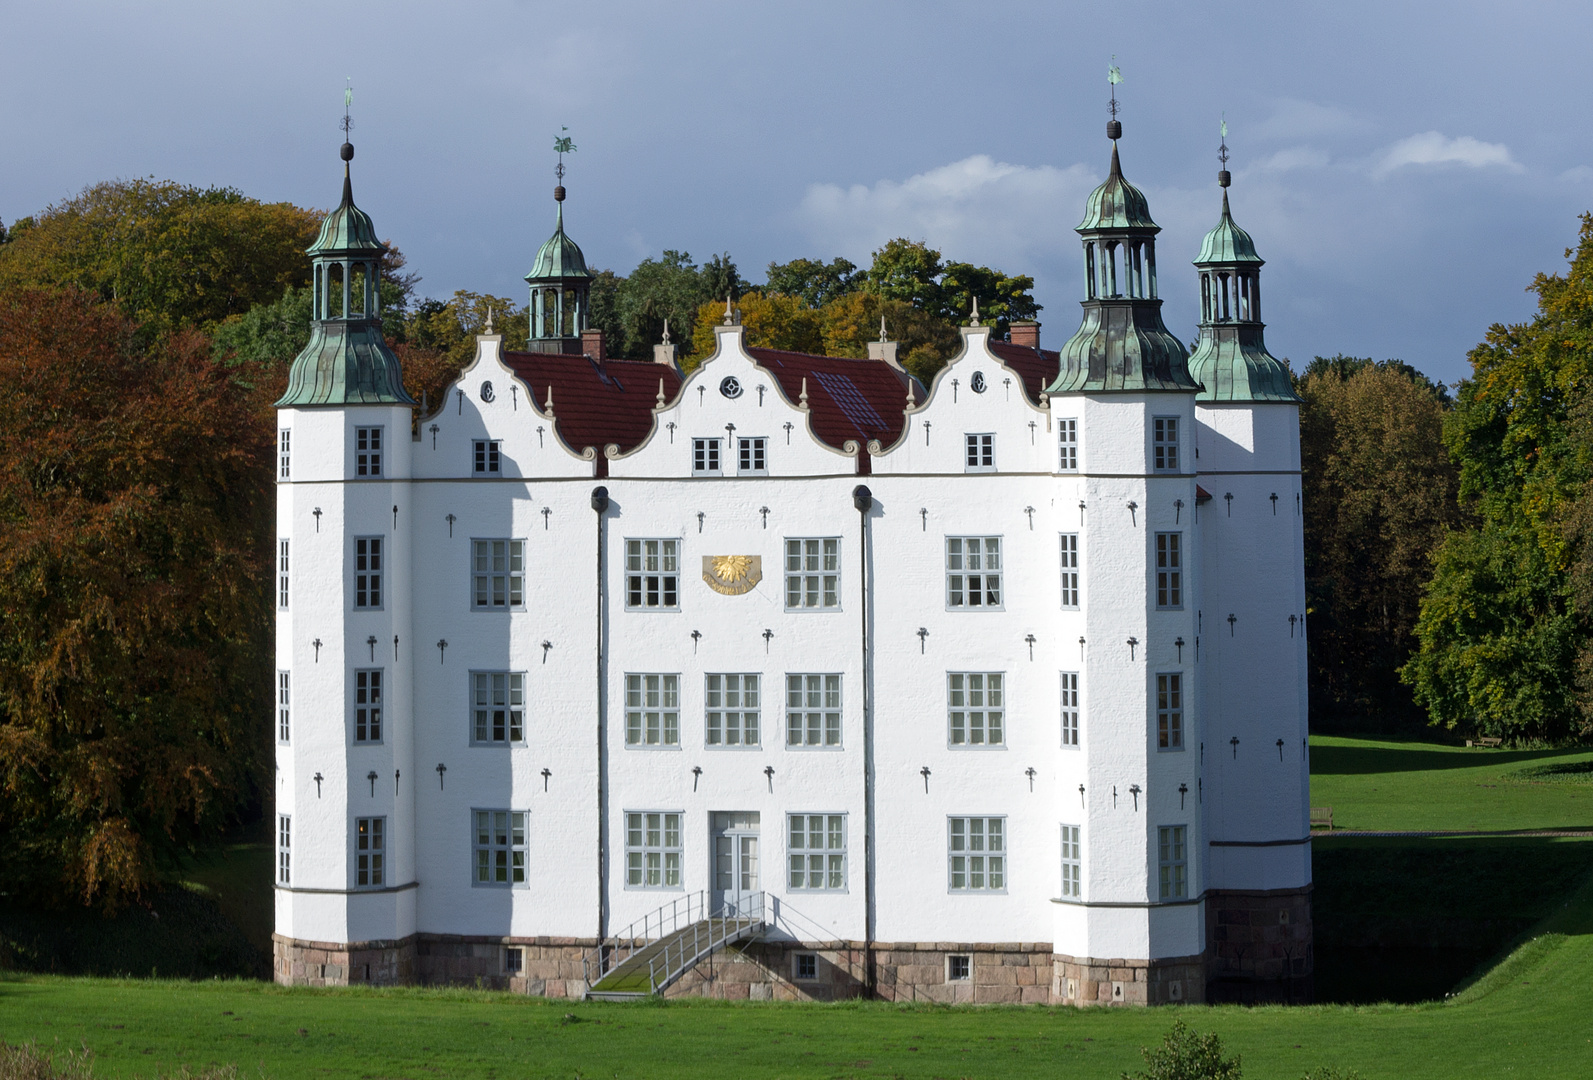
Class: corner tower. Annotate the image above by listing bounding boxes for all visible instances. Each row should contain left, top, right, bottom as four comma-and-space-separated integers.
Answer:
523, 134, 594, 354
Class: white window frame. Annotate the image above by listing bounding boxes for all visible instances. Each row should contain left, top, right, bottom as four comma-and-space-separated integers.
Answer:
964, 432, 995, 472
471, 671, 525, 745
1061, 671, 1080, 748
624, 810, 683, 889
278, 539, 289, 610
737, 436, 767, 475
277, 814, 291, 885
473, 439, 501, 475
692, 437, 722, 476
946, 536, 1002, 609
948, 672, 1005, 747
355, 425, 383, 477
1057, 418, 1077, 472
472, 539, 525, 610
785, 673, 842, 748
472, 809, 528, 887
278, 670, 291, 744
786, 813, 847, 891
1153, 416, 1179, 472
1061, 824, 1081, 898
946, 954, 972, 981
354, 816, 385, 888
1155, 532, 1183, 609
278, 429, 291, 480
948, 816, 1006, 892
1158, 825, 1188, 899
784, 537, 840, 611
353, 668, 383, 744
353, 536, 383, 609
1060, 533, 1080, 608
1156, 672, 1184, 751
625, 538, 679, 610
625, 673, 680, 747
705, 673, 760, 748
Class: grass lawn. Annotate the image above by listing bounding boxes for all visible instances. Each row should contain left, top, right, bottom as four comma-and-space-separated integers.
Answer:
1307, 735, 1593, 832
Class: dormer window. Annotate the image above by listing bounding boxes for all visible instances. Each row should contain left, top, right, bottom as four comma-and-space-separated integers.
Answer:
474, 440, 500, 475
738, 437, 767, 475
965, 434, 995, 473
693, 438, 722, 476
1153, 417, 1179, 472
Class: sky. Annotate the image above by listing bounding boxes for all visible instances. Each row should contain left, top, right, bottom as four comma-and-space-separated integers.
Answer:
5, 0, 1592, 387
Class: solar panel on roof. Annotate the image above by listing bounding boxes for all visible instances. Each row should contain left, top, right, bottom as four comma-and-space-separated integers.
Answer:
813, 371, 885, 432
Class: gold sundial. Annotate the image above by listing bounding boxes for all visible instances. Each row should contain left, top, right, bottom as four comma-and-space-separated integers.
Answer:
702, 555, 762, 596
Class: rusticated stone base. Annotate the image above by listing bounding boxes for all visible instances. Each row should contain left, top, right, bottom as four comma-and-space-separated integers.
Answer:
272, 934, 416, 987
1051, 951, 1207, 1006
873, 942, 1056, 1004
1205, 886, 1313, 1000
415, 936, 601, 997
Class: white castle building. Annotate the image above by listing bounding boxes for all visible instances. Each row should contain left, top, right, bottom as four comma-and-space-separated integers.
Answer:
272, 124, 1311, 1005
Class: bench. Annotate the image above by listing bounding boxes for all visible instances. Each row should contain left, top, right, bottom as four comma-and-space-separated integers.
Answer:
1309, 807, 1333, 831
1466, 737, 1504, 748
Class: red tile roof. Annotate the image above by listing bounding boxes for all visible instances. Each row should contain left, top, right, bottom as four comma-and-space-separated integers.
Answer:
502, 352, 681, 465
745, 348, 920, 453
987, 341, 1062, 404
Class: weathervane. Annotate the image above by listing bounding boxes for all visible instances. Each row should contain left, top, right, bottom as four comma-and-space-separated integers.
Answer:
341, 79, 354, 139
1218, 115, 1232, 188
553, 127, 575, 201
1107, 57, 1123, 140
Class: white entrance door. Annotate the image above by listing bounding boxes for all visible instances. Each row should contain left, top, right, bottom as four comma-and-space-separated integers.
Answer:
711, 811, 760, 915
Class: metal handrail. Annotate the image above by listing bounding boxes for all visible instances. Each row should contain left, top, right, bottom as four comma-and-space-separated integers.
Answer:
588, 890, 708, 983
643, 892, 764, 995
585, 891, 765, 994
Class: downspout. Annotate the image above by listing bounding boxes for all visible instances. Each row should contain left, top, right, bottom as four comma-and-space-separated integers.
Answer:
592, 486, 610, 954
853, 484, 875, 996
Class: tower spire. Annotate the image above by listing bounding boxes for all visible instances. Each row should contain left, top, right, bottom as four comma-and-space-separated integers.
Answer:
553, 127, 574, 202
1218, 114, 1231, 191
1106, 57, 1123, 141
525, 130, 594, 352
339, 79, 355, 205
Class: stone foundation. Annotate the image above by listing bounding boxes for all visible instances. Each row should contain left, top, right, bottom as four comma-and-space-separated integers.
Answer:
272, 934, 416, 987
1205, 886, 1314, 1001
1051, 951, 1207, 1006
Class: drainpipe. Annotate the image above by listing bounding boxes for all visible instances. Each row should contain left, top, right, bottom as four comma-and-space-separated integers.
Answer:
592, 486, 610, 953
853, 484, 876, 996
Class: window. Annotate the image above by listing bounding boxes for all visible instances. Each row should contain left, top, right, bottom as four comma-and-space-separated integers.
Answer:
356, 426, 383, 477
625, 539, 679, 610
473, 810, 528, 886
278, 429, 291, 480
738, 437, 767, 475
625, 811, 682, 888
354, 669, 382, 743
1155, 532, 1182, 609
706, 673, 760, 747
1153, 416, 1179, 471
1058, 418, 1077, 471
1061, 672, 1080, 748
965, 433, 995, 471
472, 539, 525, 609
785, 538, 840, 610
355, 817, 384, 887
472, 672, 524, 744
504, 947, 524, 975
278, 671, 291, 743
1158, 825, 1188, 899
787, 814, 846, 890
1061, 824, 1081, 898
277, 815, 291, 885
948, 816, 1005, 892
474, 440, 500, 474
278, 540, 289, 610
1060, 534, 1080, 608
947, 955, 971, 982
793, 953, 818, 981
1156, 673, 1184, 750
692, 438, 722, 476
786, 674, 841, 747
354, 537, 382, 609
948, 672, 1004, 746
626, 674, 680, 747
946, 537, 1001, 608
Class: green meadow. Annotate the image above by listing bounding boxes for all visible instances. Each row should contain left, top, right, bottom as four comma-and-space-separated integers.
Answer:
3, 734, 1592, 1079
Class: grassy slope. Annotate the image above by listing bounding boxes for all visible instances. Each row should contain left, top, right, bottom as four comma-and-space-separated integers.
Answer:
1307, 735, 1593, 832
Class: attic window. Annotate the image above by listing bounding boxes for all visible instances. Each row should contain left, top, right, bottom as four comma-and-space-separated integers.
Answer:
693, 438, 722, 476
965, 434, 995, 472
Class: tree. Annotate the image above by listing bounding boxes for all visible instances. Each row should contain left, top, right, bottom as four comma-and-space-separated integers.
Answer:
0, 180, 321, 337
1298, 357, 1464, 731
765, 256, 858, 307
610, 251, 740, 361
0, 289, 274, 909
817, 291, 961, 385
1404, 214, 1593, 742
940, 261, 1041, 331
1122, 1020, 1242, 1080
863, 238, 946, 315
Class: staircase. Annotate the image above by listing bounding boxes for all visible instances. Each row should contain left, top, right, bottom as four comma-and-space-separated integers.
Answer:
586, 892, 765, 1000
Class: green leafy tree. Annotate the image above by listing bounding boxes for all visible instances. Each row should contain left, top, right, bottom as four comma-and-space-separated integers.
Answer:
209, 285, 314, 386
864, 238, 946, 314
765, 256, 858, 307
940, 260, 1041, 331
1404, 215, 1593, 741
1298, 356, 1465, 730
610, 251, 736, 360
1123, 1020, 1242, 1080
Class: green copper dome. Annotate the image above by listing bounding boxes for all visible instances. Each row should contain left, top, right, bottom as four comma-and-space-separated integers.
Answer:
524, 204, 593, 282
307, 172, 383, 256
1078, 144, 1158, 231
1195, 192, 1262, 265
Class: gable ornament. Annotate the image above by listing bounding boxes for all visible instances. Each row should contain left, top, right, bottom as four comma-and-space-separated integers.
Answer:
702, 554, 762, 596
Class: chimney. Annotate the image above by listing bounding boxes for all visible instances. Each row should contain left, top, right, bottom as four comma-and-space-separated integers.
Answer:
1009, 320, 1041, 349
581, 328, 606, 362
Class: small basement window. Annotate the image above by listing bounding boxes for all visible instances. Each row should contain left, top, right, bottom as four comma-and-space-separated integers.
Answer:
793, 953, 818, 982
947, 955, 971, 982
504, 947, 523, 975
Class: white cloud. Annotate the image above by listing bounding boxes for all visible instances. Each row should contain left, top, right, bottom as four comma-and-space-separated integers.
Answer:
1372, 132, 1522, 179
1248, 147, 1331, 175
1250, 98, 1362, 141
